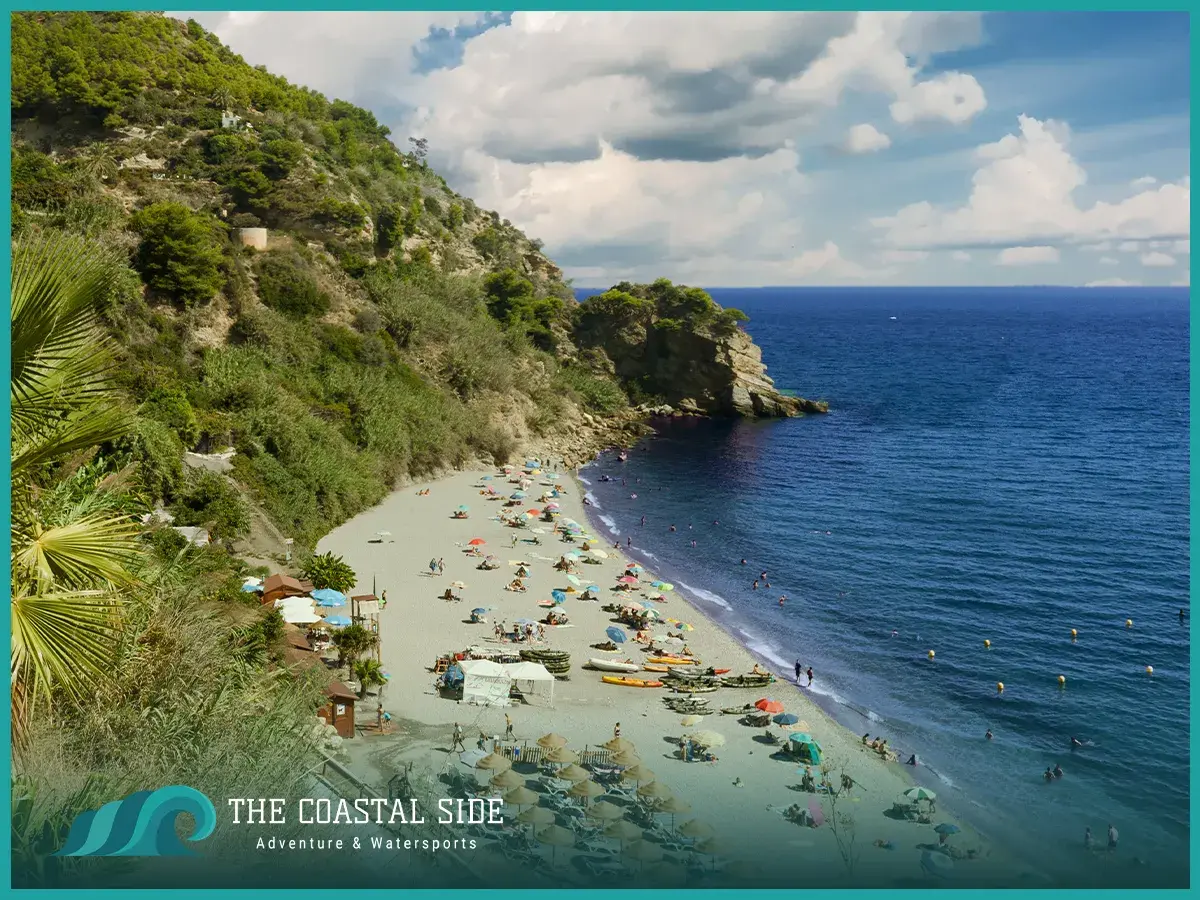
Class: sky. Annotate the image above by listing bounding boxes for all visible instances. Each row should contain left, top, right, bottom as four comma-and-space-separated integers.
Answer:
180, 11, 1190, 288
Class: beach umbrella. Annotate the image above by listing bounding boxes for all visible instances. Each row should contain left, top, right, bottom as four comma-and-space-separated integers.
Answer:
680, 715, 703, 726
755, 698, 785, 714
653, 795, 691, 831
476, 752, 512, 772
527, 508, 541, 516
491, 769, 525, 789
566, 574, 582, 586
903, 787, 937, 802
537, 733, 568, 750
606, 626, 628, 644
588, 548, 609, 559
773, 713, 800, 727
618, 576, 638, 585
586, 801, 624, 822
934, 823, 961, 836
471, 607, 490, 616
609, 749, 641, 767
557, 764, 590, 783
515, 618, 537, 626
517, 806, 555, 826
690, 731, 726, 748
323, 615, 351, 628
602, 736, 636, 754
546, 747, 579, 765
451, 580, 467, 589
551, 590, 567, 604
546, 501, 561, 510
482, 475, 493, 480
636, 781, 673, 801
587, 584, 600, 593
468, 538, 487, 546
621, 765, 655, 783
457, 504, 470, 511
312, 589, 346, 607
679, 820, 714, 840
240, 583, 262, 593
536, 824, 575, 865
503, 786, 538, 808
605, 820, 644, 846
568, 780, 604, 802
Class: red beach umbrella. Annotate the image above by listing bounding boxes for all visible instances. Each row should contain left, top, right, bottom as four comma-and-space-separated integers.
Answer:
755, 698, 784, 714
468, 538, 487, 546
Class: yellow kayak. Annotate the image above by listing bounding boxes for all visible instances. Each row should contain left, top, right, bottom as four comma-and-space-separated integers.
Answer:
602, 676, 664, 688
642, 664, 670, 673
647, 656, 699, 666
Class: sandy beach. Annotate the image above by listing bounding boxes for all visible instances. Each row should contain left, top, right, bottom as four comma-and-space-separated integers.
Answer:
319, 463, 1039, 887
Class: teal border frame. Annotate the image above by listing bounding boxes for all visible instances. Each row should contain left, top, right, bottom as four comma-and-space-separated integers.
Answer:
1, 3, 1193, 896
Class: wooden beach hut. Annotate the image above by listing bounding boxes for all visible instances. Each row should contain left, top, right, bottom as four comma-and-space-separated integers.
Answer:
320, 681, 358, 739
262, 573, 306, 606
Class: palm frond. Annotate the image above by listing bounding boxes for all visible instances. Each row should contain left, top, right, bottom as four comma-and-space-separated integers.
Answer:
13, 514, 141, 592
10, 589, 121, 707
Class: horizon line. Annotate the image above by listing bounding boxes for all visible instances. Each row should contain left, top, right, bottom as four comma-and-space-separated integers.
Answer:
571, 284, 1191, 291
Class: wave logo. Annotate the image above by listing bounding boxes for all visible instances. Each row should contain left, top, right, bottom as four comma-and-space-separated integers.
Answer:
54, 785, 217, 857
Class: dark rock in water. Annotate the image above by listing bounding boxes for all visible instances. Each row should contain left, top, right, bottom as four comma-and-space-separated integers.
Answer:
574, 280, 828, 419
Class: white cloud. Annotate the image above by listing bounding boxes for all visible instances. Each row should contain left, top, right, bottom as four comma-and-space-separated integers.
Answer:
997, 246, 1059, 266
1172, 239, 1190, 254
951, 250, 971, 261
1131, 175, 1157, 188
1117, 241, 1142, 252
845, 123, 891, 154
1140, 251, 1176, 267
1079, 241, 1113, 252
882, 249, 928, 263
872, 115, 1190, 250
1099, 256, 1119, 265
1086, 277, 1140, 287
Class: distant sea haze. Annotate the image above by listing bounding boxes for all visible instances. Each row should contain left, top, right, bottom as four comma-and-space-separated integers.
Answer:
577, 285, 1189, 887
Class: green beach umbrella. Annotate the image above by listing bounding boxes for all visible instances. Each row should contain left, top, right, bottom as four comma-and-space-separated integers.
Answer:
903, 787, 937, 802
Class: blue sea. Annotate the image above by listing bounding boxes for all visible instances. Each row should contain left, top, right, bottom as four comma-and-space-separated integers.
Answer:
575, 286, 1190, 887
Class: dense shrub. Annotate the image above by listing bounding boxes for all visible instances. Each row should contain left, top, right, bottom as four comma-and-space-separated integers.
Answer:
130, 201, 227, 306
173, 470, 250, 540
254, 251, 330, 318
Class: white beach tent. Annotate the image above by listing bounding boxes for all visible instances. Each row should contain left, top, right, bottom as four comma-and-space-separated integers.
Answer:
503, 661, 555, 707
274, 596, 322, 625
459, 659, 513, 707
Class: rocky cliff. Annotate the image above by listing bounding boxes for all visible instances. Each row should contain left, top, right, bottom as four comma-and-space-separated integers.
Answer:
573, 279, 828, 418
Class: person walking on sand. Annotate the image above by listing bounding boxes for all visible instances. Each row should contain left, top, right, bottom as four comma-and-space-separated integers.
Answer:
452, 723, 465, 752
429, 558, 438, 576
505, 713, 514, 740
511, 534, 518, 548
795, 660, 803, 682
614, 722, 621, 739
381, 590, 388, 610
806, 667, 814, 686
437, 557, 445, 575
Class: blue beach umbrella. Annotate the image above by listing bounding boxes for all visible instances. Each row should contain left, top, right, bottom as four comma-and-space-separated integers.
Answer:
551, 590, 568, 604
312, 588, 347, 607
586, 585, 600, 593
773, 713, 800, 726
934, 823, 960, 836
458, 504, 470, 511
472, 608, 490, 615
481, 475, 492, 480
606, 626, 628, 644
324, 615, 351, 628
515, 618, 537, 626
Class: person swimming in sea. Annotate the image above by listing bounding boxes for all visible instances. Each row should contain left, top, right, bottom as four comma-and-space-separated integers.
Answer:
1044, 767, 1054, 782
752, 580, 759, 590
669, 525, 677, 532
1071, 736, 1083, 750
985, 728, 993, 740
740, 559, 747, 565
1053, 763, 1064, 778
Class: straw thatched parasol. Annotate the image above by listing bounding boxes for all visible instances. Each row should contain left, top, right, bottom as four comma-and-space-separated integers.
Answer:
477, 752, 512, 771
503, 786, 538, 808
679, 820, 715, 840
602, 736, 636, 754
653, 794, 691, 829
637, 781, 673, 801
690, 731, 726, 748
586, 801, 625, 822
557, 763, 590, 783
609, 749, 641, 767
545, 746, 579, 765
605, 820, 644, 847
535, 824, 575, 865
490, 768, 525, 789
537, 733, 569, 750
517, 806, 555, 826
680, 715, 703, 726
568, 780, 604, 802
621, 764, 655, 783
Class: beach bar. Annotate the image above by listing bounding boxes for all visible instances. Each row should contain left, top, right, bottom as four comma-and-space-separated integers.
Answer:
262, 573, 307, 606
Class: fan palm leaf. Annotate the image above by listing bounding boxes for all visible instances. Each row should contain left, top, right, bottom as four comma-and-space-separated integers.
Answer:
10, 589, 121, 703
